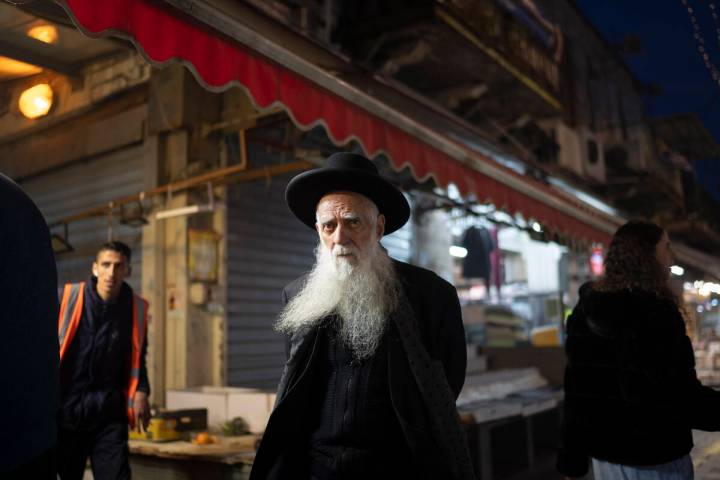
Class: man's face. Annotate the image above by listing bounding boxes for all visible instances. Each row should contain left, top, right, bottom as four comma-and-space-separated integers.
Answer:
315, 192, 385, 266
92, 249, 130, 301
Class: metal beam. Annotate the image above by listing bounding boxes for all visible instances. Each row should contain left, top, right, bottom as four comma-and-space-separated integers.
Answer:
47, 160, 314, 228
0, 32, 79, 76
16, 1, 79, 29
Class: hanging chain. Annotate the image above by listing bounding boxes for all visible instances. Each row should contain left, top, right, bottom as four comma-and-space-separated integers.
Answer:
681, 0, 720, 87
710, 2, 720, 48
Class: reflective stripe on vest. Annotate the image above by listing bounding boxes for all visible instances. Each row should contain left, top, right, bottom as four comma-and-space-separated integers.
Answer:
126, 294, 149, 428
57, 284, 149, 427
58, 283, 85, 360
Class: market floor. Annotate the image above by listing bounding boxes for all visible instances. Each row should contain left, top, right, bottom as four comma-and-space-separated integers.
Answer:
75, 433, 720, 480
692, 430, 720, 479
455, 430, 720, 480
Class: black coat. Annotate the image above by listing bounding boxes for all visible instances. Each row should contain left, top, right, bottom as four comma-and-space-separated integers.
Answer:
557, 282, 720, 477
0, 174, 59, 473
250, 260, 470, 480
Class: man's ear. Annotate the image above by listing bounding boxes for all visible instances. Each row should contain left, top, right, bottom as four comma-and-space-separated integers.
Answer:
92, 262, 98, 277
376, 214, 386, 237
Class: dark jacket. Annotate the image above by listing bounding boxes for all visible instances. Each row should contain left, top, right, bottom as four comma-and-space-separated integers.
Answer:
250, 260, 470, 480
557, 282, 720, 477
0, 174, 59, 473
59, 277, 150, 430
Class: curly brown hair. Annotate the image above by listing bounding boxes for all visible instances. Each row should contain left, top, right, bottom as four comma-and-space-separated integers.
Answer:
594, 220, 677, 305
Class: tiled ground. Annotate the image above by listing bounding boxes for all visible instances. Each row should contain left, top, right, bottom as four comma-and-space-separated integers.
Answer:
693, 430, 720, 479
75, 430, 720, 479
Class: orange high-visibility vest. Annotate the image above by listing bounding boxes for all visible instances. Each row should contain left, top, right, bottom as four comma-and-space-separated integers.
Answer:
57, 282, 149, 428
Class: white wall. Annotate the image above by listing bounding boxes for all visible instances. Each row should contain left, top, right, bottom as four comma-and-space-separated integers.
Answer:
498, 228, 564, 293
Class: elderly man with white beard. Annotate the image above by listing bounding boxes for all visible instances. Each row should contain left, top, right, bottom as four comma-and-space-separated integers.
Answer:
249, 152, 475, 480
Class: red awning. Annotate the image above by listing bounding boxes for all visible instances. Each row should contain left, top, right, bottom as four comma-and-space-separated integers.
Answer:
60, 0, 617, 244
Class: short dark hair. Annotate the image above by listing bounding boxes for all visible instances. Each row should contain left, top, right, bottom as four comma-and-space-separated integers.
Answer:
97, 241, 132, 264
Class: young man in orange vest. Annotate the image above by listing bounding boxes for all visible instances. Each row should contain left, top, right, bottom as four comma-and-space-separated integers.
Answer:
56, 241, 150, 480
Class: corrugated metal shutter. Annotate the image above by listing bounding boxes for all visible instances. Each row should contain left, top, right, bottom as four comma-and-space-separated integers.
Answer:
226, 150, 316, 389
20, 146, 146, 290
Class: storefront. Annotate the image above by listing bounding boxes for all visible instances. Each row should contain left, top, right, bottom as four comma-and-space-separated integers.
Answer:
6, 0, 718, 399
36, 0, 621, 394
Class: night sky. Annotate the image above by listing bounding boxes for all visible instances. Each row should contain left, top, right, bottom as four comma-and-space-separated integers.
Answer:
576, 0, 720, 143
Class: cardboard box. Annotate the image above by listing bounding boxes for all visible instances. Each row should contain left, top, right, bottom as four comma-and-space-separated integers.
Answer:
166, 386, 276, 434
159, 408, 208, 432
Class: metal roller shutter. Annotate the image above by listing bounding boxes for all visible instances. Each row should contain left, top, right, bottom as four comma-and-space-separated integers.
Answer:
226, 150, 316, 388
21, 145, 146, 290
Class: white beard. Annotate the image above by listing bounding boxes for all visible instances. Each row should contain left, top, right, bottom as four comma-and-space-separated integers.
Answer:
276, 241, 400, 360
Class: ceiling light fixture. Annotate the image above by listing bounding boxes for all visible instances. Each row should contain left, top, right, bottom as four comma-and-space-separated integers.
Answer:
155, 204, 213, 220
155, 183, 217, 220
18, 84, 54, 119
670, 265, 685, 276
27, 25, 59, 44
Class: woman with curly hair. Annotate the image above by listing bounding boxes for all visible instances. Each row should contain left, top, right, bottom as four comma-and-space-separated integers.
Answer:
557, 220, 720, 480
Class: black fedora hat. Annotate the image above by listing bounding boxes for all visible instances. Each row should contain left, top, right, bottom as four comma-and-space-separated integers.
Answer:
285, 152, 410, 235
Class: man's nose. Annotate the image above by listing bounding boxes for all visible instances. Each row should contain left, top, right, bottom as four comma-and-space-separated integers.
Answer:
332, 224, 349, 244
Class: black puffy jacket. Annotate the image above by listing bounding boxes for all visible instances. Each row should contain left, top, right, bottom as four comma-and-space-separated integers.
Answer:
557, 282, 720, 477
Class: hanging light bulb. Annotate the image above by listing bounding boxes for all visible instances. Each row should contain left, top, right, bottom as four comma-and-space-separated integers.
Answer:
27, 25, 59, 44
670, 265, 685, 276
18, 84, 54, 119
449, 245, 468, 258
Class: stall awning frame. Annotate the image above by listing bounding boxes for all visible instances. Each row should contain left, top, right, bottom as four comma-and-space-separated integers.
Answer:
59, 0, 621, 244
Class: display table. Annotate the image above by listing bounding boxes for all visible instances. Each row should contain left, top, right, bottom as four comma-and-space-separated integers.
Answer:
129, 388, 563, 480
128, 435, 257, 480
459, 388, 564, 480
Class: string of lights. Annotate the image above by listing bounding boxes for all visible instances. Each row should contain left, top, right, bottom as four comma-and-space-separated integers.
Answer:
710, 2, 720, 48
681, 0, 720, 86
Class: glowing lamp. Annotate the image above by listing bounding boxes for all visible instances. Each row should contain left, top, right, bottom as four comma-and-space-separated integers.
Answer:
449, 245, 468, 258
670, 265, 685, 276
27, 25, 59, 44
18, 84, 53, 119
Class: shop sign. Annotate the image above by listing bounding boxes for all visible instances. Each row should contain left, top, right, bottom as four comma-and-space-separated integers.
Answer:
590, 245, 604, 277
188, 229, 220, 282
